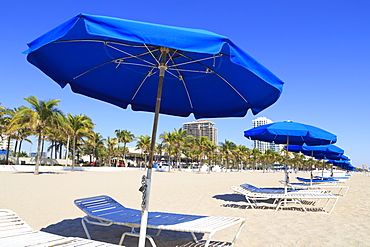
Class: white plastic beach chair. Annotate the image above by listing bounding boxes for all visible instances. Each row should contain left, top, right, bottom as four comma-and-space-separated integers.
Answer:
231, 186, 339, 214
0, 209, 121, 247
74, 195, 246, 247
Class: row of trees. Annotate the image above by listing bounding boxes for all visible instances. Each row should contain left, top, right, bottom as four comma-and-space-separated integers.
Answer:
0, 96, 334, 175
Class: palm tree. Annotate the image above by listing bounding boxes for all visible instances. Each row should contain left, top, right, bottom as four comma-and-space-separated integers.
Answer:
194, 136, 211, 171
233, 145, 249, 171
172, 128, 187, 170
250, 148, 262, 170
105, 137, 119, 166
219, 139, 236, 170
115, 129, 135, 161
12, 126, 33, 165
159, 131, 175, 168
204, 140, 218, 172
136, 135, 151, 168
2, 108, 18, 164
182, 135, 196, 165
262, 149, 280, 171
8, 96, 62, 175
84, 132, 105, 165
65, 114, 94, 171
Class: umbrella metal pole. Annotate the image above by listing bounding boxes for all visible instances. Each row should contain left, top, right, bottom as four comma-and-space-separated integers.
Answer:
310, 151, 313, 186
138, 47, 168, 247
284, 136, 289, 194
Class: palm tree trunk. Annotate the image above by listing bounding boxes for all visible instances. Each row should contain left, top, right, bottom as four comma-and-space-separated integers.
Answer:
35, 132, 42, 175
71, 136, 76, 171
59, 142, 62, 159
17, 139, 22, 165
65, 135, 70, 166
5, 136, 11, 165
41, 136, 45, 160
14, 140, 18, 165
14, 140, 18, 156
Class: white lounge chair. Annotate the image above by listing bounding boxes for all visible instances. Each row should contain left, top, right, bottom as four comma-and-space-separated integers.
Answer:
281, 181, 350, 196
74, 195, 246, 247
231, 186, 339, 214
0, 209, 120, 247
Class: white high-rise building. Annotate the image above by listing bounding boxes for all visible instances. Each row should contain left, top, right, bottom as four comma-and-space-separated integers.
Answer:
251, 117, 283, 153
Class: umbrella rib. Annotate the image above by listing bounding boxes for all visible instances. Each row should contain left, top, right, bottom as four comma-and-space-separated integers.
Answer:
131, 66, 158, 100
167, 68, 211, 73
73, 58, 117, 79
105, 42, 157, 66
166, 51, 194, 109
53, 39, 157, 66
114, 60, 154, 68
210, 70, 249, 104
72, 58, 153, 80
144, 43, 160, 65
53, 39, 149, 48
175, 52, 249, 104
166, 53, 224, 69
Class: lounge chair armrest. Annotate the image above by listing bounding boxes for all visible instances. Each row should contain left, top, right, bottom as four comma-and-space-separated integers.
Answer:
83, 216, 113, 227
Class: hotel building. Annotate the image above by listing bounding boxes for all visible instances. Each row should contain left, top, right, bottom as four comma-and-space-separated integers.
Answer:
182, 120, 218, 144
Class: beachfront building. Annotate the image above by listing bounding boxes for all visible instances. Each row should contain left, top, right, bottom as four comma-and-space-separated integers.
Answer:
182, 120, 218, 144
251, 117, 283, 153
0, 134, 14, 151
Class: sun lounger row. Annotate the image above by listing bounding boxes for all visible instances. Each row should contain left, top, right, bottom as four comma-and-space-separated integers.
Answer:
74, 195, 246, 247
0, 209, 121, 247
240, 183, 325, 194
282, 181, 349, 196
231, 185, 339, 214
296, 176, 339, 184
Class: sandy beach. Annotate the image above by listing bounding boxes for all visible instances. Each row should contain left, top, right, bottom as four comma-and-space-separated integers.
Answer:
1, 169, 369, 246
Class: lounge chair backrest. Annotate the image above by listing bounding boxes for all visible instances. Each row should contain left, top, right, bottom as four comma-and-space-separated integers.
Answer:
240, 184, 287, 194
74, 195, 126, 215
240, 184, 259, 192
0, 209, 33, 236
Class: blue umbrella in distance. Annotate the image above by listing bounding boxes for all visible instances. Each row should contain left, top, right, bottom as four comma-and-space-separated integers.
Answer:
326, 159, 354, 171
25, 13, 284, 246
244, 121, 337, 192
284, 144, 344, 184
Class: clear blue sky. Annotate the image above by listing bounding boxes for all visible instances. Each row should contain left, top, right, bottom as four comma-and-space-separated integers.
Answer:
1, 0, 369, 168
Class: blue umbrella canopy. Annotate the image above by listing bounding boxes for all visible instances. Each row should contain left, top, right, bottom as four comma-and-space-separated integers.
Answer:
244, 121, 337, 145
25, 14, 284, 247
24, 13, 283, 119
326, 159, 354, 171
245, 121, 336, 188
284, 144, 344, 158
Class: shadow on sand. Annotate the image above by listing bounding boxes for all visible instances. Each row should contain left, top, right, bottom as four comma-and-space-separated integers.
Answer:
212, 193, 246, 203
41, 217, 207, 247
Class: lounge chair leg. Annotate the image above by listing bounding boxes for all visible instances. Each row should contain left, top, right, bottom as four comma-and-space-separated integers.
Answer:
327, 197, 339, 214
295, 200, 307, 213
204, 232, 215, 247
119, 232, 157, 247
230, 220, 246, 247
275, 199, 283, 211
245, 197, 256, 210
81, 218, 91, 239
191, 232, 199, 243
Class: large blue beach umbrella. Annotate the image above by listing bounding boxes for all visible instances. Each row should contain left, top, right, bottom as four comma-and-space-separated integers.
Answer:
24, 13, 284, 246
244, 121, 337, 192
